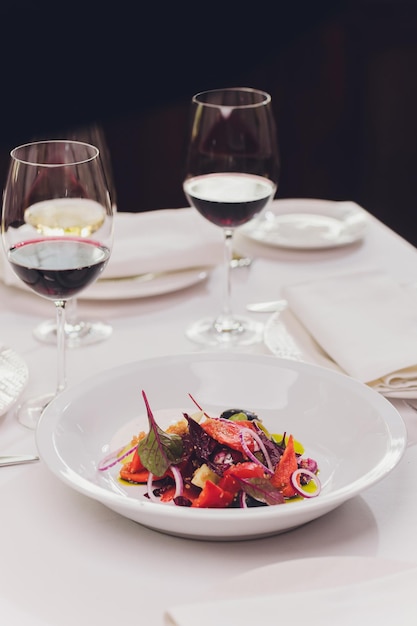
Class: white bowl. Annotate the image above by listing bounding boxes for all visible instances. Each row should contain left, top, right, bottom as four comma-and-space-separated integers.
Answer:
36, 353, 406, 541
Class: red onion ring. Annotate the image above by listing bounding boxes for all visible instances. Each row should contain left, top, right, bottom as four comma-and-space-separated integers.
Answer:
238, 491, 248, 508
239, 430, 274, 475
290, 468, 321, 498
219, 418, 274, 472
171, 465, 184, 498
98, 444, 136, 472
146, 466, 183, 502
147, 472, 160, 502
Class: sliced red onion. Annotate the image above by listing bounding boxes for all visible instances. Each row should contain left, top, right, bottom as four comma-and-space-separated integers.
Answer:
248, 428, 275, 472
170, 465, 184, 498
238, 491, 248, 508
98, 444, 136, 472
239, 430, 274, 475
290, 468, 321, 498
146, 471, 159, 502
223, 417, 274, 471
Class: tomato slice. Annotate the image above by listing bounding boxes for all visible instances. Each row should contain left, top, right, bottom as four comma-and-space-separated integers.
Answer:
129, 449, 145, 473
191, 479, 235, 508
270, 434, 298, 497
219, 461, 265, 494
200, 418, 257, 454
160, 485, 176, 502
119, 467, 150, 483
119, 448, 148, 483
120, 450, 169, 484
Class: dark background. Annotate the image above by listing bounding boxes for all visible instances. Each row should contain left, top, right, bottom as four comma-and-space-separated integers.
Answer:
1, 1, 417, 244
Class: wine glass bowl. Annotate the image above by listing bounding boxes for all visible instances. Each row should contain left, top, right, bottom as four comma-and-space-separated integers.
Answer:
183, 87, 280, 346
1, 140, 114, 428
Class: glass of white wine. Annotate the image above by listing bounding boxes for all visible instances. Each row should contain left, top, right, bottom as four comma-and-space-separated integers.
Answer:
31, 124, 117, 347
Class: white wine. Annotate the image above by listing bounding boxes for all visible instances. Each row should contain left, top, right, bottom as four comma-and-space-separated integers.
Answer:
24, 197, 106, 237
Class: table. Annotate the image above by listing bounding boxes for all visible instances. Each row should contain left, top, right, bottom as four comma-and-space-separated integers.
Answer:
1, 202, 417, 624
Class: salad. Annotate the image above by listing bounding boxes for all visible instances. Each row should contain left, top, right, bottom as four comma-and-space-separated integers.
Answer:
99, 391, 321, 508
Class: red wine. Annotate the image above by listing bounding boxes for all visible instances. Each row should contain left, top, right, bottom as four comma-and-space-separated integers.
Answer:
8, 238, 110, 300
183, 173, 275, 228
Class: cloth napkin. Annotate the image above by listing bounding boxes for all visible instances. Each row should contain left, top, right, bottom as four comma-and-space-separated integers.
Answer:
282, 269, 417, 397
102, 208, 224, 279
0, 208, 224, 286
164, 565, 417, 625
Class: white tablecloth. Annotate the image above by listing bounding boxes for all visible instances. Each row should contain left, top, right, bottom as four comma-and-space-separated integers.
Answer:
1, 202, 417, 625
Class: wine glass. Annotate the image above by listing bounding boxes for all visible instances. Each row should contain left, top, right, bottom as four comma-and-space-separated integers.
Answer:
183, 87, 280, 346
1, 140, 114, 428
31, 124, 117, 347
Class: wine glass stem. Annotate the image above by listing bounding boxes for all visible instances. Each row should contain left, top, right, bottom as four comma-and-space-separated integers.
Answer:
223, 229, 233, 317
65, 298, 78, 327
215, 229, 238, 333
55, 300, 67, 395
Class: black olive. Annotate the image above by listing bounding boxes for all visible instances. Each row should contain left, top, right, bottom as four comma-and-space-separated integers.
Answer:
220, 408, 258, 421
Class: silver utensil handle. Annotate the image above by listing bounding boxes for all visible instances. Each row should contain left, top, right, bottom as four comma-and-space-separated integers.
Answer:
0, 455, 40, 467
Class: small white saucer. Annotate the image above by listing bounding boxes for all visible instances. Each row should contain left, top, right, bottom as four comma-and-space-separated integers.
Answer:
240, 198, 368, 249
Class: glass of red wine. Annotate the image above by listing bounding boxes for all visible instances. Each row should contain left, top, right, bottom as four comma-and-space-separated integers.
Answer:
1, 140, 114, 428
31, 123, 117, 348
183, 87, 280, 346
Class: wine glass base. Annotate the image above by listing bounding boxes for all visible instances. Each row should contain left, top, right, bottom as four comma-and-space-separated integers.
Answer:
186, 315, 264, 347
15, 392, 55, 430
33, 318, 113, 348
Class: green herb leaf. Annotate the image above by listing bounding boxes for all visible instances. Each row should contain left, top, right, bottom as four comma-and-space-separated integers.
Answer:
137, 391, 183, 477
235, 476, 285, 505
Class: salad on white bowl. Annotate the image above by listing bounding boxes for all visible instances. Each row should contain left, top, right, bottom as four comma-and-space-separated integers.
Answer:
36, 352, 406, 541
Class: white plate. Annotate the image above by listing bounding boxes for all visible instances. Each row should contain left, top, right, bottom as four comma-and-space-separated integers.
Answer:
0, 346, 29, 417
240, 198, 368, 249
79, 268, 209, 300
36, 353, 406, 541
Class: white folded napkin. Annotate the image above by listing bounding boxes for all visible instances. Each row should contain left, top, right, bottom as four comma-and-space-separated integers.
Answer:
282, 269, 417, 396
0, 208, 224, 287
165, 565, 417, 626
103, 208, 224, 279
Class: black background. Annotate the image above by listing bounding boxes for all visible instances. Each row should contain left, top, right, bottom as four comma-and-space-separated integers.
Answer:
1, 1, 417, 245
